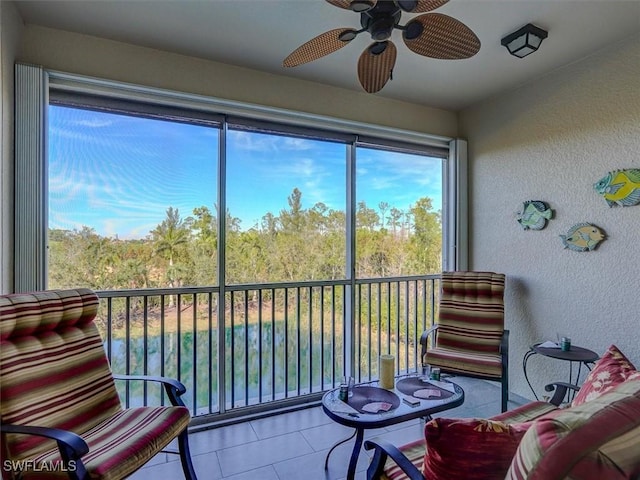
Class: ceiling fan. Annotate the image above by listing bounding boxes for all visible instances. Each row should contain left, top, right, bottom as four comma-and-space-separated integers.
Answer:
283, 0, 480, 94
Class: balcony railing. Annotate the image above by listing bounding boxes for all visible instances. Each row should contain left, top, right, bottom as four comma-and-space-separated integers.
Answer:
96, 274, 440, 422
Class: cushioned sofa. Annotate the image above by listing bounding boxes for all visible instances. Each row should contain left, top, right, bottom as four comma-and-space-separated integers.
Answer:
365, 345, 640, 480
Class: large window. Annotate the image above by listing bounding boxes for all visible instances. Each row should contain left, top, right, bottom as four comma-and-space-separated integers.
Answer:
43, 95, 449, 291
15, 66, 466, 293
15, 66, 467, 414
225, 128, 347, 284
355, 146, 442, 278
48, 105, 219, 290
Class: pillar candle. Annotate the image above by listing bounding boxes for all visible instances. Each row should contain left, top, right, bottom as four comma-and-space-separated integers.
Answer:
379, 354, 395, 390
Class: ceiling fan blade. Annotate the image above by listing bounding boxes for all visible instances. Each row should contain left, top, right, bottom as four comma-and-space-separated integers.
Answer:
357, 41, 397, 93
325, 0, 352, 9
325, 0, 377, 11
403, 13, 480, 59
283, 28, 355, 67
397, 0, 449, 13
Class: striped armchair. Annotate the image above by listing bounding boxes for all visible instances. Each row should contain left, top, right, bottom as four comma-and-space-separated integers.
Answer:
0, 289, 197, 480
420, 271, 509, 412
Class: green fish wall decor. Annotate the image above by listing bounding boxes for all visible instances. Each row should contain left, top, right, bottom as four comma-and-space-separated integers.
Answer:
593, 168, 640, 207
516, 200, 553, 230
560, 223, 606, 252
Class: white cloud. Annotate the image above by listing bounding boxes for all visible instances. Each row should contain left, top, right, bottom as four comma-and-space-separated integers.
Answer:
72, 118, 113, 128
228, 130, 316, 152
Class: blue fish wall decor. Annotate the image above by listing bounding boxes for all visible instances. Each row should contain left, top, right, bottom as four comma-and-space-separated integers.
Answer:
560, 223, 606, 252
516, 200, 553, 230
593, 168, 640, 207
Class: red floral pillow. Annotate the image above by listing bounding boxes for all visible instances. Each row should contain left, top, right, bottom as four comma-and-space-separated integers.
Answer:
422, 418, 531, 480
571, 344, 637, 407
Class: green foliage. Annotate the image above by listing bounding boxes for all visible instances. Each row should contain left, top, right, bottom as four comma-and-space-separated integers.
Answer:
48, 188, 441, 291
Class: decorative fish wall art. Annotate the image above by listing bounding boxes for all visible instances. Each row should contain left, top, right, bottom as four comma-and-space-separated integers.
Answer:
560, 223, 606, 252
593, 168, 640, 207
516, 200, 553, 230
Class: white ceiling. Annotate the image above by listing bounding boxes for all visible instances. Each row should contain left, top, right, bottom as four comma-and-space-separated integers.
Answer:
13, 0, 640, 111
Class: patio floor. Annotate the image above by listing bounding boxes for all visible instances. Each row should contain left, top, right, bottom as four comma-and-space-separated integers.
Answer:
130, 377, 530, 480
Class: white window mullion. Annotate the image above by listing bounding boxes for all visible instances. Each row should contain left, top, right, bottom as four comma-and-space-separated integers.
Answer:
345, 142, 356, 380
444, 139, 468, 271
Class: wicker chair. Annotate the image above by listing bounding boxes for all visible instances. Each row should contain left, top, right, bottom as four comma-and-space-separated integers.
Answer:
0, 289, 197, 480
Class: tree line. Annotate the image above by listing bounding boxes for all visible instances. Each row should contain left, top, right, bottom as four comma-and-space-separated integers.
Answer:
48, 188, 442, 291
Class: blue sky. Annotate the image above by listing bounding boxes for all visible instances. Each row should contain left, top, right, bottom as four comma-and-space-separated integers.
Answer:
49, 106, 442, 239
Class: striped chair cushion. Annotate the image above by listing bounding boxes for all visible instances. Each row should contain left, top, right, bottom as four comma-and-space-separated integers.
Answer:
1, 289, 122, 461
506, 378, 640, 480
380, 438, 425, 480
491, 400, 559, 424
0, 289, 99, 339
22, 406, 191, 480
425, 347, 503, 378
434, 271, 505, 355
380, 400, 558, 480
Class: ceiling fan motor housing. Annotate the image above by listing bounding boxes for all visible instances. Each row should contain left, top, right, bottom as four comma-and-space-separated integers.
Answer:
360, 2, 402, 41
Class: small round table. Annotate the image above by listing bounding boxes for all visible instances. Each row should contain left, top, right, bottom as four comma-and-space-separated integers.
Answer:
523, 343, 599, 400
322, 375, 464, 480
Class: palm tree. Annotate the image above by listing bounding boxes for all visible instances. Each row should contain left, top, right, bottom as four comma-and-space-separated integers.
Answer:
410, 197, 442, 273
378, 201, 389, 230
389, 207, 403, 236
151, 207, 190, 305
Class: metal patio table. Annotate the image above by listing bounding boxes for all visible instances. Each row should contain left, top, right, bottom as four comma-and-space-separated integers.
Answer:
321, 374, 464, 480
523, 342, 599, 400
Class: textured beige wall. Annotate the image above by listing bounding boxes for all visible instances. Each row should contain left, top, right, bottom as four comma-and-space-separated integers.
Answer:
0, 2, 23, 294
17, 25, 457, 138
460, 34, 640, 400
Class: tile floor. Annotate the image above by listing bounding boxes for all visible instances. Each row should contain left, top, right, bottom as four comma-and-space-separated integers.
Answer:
130, 377, 530, 480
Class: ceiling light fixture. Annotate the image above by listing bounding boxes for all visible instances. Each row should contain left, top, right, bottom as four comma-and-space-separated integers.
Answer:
501, 23, 548, 58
